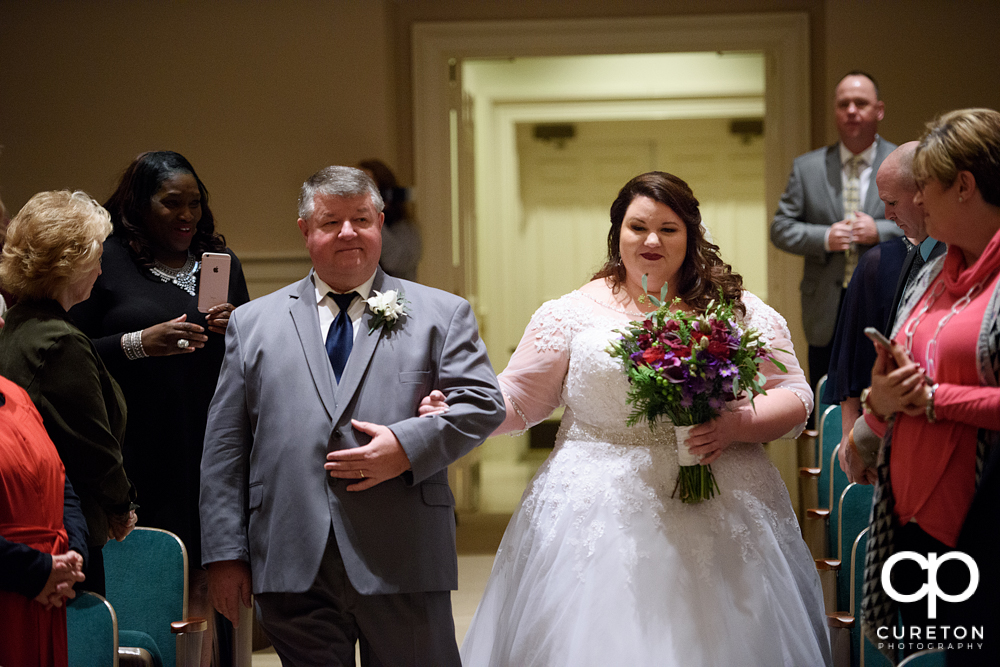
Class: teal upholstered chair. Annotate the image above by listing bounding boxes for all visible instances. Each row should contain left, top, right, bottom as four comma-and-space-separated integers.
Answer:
799, 375, 828, 551
805, 404, 842, 562
103, 527, 207, 667
837, 482, 874, 613
67, 591, 119, 667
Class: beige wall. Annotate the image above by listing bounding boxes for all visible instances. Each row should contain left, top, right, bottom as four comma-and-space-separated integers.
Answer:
823, 0, 1000, 147
2, 0, 999, 285
0, 0, 394, 256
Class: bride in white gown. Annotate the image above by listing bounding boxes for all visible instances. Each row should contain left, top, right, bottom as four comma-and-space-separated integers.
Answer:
458, 172, 832, 666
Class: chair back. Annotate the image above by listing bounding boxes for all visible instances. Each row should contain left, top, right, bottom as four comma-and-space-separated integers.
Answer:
67, 591, 119, 667
813, 374, 830, 466
837, 482, 874, 610
853, 528, 896, 667
816, 374, 830, 426
103, 527, 189, 667
817, 404, 841, 513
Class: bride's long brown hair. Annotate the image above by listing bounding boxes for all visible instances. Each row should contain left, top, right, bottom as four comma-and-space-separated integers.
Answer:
592, 171, 745, 317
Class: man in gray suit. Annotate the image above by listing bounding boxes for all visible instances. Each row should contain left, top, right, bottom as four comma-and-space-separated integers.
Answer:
771, 71, 901, 395
200, 166, 505, 666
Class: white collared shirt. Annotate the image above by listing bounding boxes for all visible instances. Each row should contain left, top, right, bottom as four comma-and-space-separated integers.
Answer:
312, 271, 377, 343
839, 138, 879, 208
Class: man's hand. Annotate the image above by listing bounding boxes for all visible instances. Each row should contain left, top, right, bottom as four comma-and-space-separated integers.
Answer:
108, 509, 138, 542
828, 220, 854, 251
849, 212, 879, 245
324, 420, 412, 491
34, 550, 85, 609
207, 560, 252, 627
839, 432, 877, 485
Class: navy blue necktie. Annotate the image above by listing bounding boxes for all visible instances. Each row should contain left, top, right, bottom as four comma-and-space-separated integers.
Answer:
326, 292, 358, 382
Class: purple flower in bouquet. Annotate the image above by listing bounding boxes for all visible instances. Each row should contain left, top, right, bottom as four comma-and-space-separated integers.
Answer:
606, 280, 787, 504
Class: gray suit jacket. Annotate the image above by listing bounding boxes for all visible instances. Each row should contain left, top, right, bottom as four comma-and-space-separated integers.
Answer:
770, 136, 900, 346
199, 268, 504, 596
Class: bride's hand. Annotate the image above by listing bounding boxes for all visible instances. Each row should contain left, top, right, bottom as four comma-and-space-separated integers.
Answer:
418, 390, 449, 417
685, 409, 748, 465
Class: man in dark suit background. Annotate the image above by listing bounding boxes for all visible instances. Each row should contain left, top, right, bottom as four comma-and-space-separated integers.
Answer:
200, 166, 505, 666
771, 71, 902, 396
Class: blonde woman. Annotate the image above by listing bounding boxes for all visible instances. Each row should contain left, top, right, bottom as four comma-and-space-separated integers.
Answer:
0, 191, 136, 596
862, 109, 1000, 662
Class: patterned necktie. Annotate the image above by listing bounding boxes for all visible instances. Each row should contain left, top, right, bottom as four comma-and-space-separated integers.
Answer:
899, 243, 927, 306
326, 292, 358, 382
842, 155, 863, 287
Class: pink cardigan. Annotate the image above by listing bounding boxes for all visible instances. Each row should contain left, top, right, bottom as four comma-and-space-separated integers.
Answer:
870, 240, 1000, 547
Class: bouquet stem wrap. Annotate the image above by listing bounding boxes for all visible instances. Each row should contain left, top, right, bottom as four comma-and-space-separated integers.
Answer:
673, 424, 721, 503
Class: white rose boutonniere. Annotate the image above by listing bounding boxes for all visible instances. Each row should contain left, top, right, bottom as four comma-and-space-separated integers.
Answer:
365, 289, 409, 335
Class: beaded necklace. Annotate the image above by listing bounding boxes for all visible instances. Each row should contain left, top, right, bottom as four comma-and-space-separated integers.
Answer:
150, 252, 200, 297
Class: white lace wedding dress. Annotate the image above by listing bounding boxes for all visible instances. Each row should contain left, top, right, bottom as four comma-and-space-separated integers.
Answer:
460, 290, 832, 667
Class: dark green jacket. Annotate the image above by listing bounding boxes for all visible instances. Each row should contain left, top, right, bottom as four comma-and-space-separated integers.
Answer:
0, 298, 132, 546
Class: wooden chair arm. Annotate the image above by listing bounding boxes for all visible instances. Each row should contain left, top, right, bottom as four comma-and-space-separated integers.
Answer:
805, 508, 830, 520
171, 618, 208, 634
815, 558, 841, 571
826, 613, 855, 629
799, 467, 821, 479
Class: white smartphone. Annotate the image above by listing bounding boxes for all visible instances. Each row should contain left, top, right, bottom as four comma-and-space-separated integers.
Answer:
198, 252, 231, 313
863, 326, 893, 351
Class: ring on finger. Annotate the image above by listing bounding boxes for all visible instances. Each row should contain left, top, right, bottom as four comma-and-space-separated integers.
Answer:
176, 339, 190, 349
359, 470, 365, 479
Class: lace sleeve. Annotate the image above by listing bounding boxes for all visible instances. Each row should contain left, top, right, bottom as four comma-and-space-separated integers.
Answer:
741, 292, 814, 436
495, 296, 580, 434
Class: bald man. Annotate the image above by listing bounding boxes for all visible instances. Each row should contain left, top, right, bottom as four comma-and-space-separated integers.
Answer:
830, 142, 944, 482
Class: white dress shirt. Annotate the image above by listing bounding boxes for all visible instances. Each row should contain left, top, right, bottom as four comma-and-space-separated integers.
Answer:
312, 271, 377, 343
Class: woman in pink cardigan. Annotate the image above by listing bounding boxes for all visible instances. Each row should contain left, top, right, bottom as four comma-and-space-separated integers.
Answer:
861, 108, 1000, 663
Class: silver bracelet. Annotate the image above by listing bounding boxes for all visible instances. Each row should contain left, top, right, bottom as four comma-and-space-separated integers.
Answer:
925, 383, 939, 424
121, 330, 148, 361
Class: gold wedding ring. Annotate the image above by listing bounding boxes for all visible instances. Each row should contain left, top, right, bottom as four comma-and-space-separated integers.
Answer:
359, 470, 365, 479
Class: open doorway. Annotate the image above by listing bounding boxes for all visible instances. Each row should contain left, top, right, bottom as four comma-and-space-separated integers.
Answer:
412, 14, 810, 514
465, 53, 767, 512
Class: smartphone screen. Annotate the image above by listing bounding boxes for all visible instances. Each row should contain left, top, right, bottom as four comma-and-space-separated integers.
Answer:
198, 252, 232, 313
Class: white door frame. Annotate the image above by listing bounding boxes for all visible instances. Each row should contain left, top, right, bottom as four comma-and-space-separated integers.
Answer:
412, 12, 810, 337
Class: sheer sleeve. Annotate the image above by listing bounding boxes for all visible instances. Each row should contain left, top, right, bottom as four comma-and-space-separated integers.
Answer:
495, 298, 578, 434
741, 292, 814, 438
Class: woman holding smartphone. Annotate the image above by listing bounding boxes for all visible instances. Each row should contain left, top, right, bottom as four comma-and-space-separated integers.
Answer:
71, 151, 249, 667
861, 109, 1000, 662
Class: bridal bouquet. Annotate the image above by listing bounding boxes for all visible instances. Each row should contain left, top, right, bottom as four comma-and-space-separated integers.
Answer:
607, 279, 784, 503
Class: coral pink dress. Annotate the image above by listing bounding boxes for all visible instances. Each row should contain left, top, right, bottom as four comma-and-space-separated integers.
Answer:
0, 376, 71, 667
